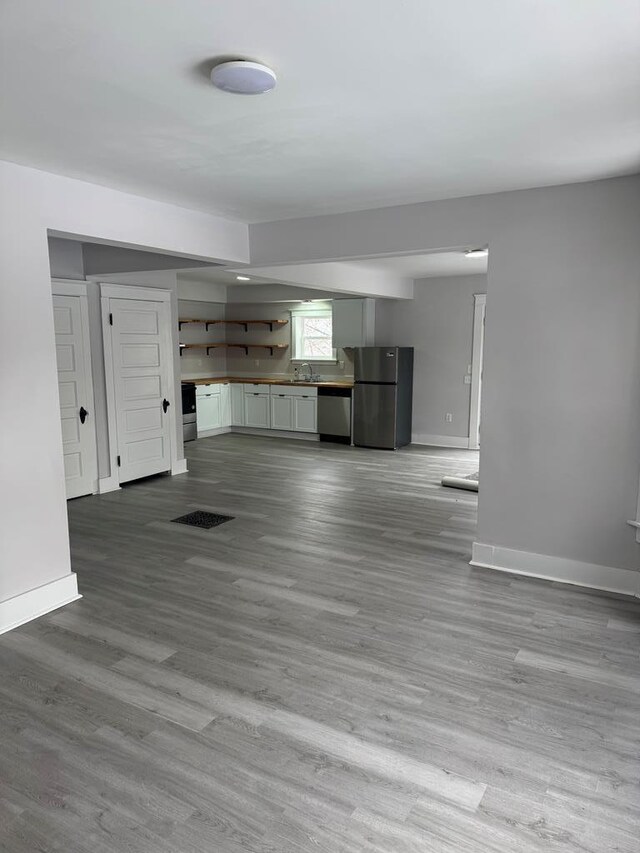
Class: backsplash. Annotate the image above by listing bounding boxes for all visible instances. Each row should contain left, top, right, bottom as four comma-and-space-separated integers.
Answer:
179, 299, 354, 381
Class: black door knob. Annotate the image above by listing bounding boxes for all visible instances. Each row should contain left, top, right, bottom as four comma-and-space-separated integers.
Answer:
79, 406, 88, 424
162, 398, 170, 413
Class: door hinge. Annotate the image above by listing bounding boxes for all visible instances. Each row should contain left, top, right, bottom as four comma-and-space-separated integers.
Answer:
116, 455, 121, 467
109, 312, 113, 325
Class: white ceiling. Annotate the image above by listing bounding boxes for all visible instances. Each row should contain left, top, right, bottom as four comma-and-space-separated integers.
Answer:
179, 267, 259, 286
1, 1, 638, 222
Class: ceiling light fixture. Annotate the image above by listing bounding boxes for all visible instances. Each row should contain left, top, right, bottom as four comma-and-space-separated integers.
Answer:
465, 247, 489, 258
211, 61, 277, 95
236, 275, 251, 281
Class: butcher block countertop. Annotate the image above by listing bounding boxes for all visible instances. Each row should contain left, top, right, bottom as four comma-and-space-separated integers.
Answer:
183, 376, 354, 389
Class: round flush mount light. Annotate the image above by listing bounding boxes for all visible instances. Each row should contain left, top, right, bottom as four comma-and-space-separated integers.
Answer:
211, 61, 276, 95
236, 275, 251, 281
465, 247, 489, 258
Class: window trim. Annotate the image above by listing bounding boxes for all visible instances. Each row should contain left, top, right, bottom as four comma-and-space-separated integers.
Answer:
290, 305, 336, 363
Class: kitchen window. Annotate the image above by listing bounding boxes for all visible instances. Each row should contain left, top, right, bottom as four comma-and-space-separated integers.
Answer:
291, 305, 336, 361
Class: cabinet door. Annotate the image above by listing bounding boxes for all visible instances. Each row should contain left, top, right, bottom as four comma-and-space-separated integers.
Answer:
244, 393, 270, 428
294, 396, 317, 432
196, 393, 222, 432
271, 394, 294, 430
332, 298, 375, 349
230, 384, 245, 425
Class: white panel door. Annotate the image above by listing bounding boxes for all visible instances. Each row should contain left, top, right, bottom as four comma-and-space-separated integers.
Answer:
271, 394, 294, 430
244, 393, 270, 428
196, 393, 222, 432
294, 396, 318, 432
109, 298, 172, 483
53, 295, 97, 499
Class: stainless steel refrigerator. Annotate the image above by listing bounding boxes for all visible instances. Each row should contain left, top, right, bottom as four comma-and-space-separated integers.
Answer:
353, 347, 414, 449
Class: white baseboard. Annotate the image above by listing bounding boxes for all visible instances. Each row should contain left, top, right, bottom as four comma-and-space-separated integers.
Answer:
98, 474, 120, 494
196, 427, 231, 439
471, 542, 639, 597
171, 458, 189, 475
0, 574, 81, 636
230, 427, 319, 441
412, 433, 471, 449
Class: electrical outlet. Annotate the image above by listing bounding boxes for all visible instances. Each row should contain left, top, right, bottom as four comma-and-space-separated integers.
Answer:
445, 413, 453, 423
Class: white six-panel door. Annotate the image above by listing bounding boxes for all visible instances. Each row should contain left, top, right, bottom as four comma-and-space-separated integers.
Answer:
53, 294, 97, 499
107, 297, 173, 484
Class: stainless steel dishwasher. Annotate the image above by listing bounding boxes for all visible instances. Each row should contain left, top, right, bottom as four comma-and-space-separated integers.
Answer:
317, 386, 352, 444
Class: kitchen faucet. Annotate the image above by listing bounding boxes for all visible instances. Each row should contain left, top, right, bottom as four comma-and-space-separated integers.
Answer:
298, 362, 319, 382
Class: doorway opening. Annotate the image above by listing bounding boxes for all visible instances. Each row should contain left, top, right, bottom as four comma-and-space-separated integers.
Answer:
468, 293, 486, 451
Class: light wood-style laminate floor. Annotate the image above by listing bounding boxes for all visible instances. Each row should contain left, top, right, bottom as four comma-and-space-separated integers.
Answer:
1, 435, 639, 852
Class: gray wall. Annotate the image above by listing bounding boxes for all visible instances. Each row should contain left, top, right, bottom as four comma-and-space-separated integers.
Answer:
48, 236, 85, 280
250, 175, 640, 577
83, 244, 213, 276
376, 274, 487, 442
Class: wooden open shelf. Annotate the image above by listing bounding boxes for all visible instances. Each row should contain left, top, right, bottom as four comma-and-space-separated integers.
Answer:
178, 319, 288, 332
179, 343, 288, 356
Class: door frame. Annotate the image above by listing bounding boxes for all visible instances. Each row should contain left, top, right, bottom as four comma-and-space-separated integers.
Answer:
468, 293, 486, 451
51, 279, 99, 497
100, 284, 180, 486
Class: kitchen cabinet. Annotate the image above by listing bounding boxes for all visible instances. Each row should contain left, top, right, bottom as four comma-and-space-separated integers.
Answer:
244, 387, 271, 429
270, 384, 318, 433
270, 392, 294, 431
196, 385, 222, 432
230, 383, 245, 426
332, 298, 376, 349
293, 395, 317, 432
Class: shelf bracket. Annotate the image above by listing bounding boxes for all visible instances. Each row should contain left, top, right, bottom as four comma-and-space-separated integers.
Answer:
206, 346, 216, 356
178, 321, 184, 331
267, 345, 274, 355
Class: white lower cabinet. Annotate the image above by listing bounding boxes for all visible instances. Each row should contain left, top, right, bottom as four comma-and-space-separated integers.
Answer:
196, 386, 222, 432
269, 385, 318, 433
194, 381, 320, 435
244, 391, 271, 429
294, 395, 318, 432
270, 393, 294, 430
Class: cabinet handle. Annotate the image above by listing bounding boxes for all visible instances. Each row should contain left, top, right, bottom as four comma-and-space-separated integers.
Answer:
302, 395, 308, 398
253, 393, 259, 396
279, 394, 285, 397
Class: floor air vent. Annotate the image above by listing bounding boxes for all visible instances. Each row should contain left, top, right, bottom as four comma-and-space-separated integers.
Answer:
171, 510, 234, 529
